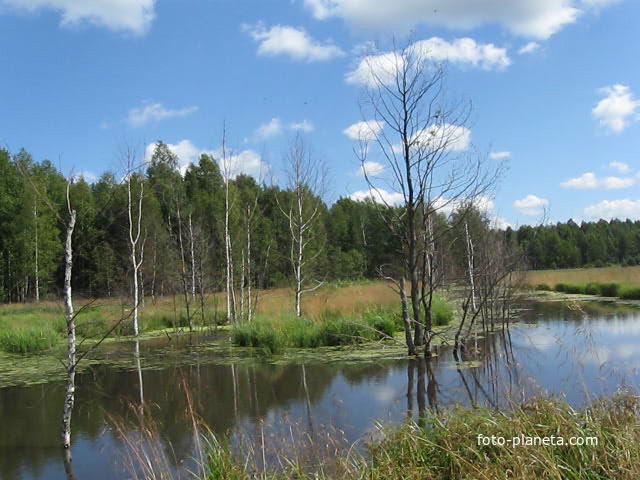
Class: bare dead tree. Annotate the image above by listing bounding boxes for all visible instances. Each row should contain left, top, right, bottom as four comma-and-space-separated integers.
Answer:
278, 135, 327, 317
355, 40, 502, 356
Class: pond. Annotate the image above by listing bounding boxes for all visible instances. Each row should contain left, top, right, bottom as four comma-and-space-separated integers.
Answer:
2, 299, 640, 479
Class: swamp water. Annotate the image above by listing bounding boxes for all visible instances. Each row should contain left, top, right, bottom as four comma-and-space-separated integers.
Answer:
2, 300, 640, 479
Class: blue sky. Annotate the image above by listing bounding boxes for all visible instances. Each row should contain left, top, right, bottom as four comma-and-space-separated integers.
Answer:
1, 0, 639, 228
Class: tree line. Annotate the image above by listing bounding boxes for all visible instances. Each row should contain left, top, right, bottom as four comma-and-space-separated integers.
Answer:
510, 218, 640, 270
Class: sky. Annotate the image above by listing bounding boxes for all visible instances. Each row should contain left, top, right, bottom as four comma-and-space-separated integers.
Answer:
1, 0, 639, 228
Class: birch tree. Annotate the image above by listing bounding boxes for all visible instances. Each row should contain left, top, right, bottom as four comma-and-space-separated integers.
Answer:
279, 135, 327, 317
127, 168, 145, 337
61, 181, 77, 450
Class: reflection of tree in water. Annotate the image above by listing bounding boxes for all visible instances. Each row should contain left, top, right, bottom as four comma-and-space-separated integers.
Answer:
0, 353, 358, 478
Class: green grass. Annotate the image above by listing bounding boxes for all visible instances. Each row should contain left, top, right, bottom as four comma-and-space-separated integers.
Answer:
232, 308, 401, 355
0, 325, 60, 354
232, 296, 453, 355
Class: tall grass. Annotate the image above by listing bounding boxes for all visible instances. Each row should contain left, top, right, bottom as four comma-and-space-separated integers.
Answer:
232, 310, 396, 355
0, 325, 60, 354
119, 394, 640, 480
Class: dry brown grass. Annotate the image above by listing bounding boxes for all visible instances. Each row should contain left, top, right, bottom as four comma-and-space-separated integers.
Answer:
523, 265, 640, 287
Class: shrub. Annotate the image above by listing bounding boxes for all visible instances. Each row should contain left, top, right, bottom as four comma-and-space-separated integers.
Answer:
535, 283, 552, 291
432, 296, 453, 326
599, 282, 620, 297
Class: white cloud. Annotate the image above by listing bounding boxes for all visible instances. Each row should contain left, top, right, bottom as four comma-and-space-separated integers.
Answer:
492, 216, 513, 230
518, 42, 541, 54
561, 172, 637, 189
343, 120, 384, 141
2, 0, 155, 34
584, 199, 640, 220
218, 149, 269, 179
357, 161, 385, 177
127, 103, 198, 127
243, 23, 344, 62
434, 195, 495, 216
415, 37, 510, 70
514, 194, 549, 216
252, 118, 283, 141
593, 84, 640, 133
144, 140, 268, 178
609, 161, 631, 174
405, 124, 472, 152
350, 187, 404, 205
144, 140, 201, 172
346, 37, 509, 86
289, 119, 315, 132
303, 0, 589, 39
489, 151, 511, 160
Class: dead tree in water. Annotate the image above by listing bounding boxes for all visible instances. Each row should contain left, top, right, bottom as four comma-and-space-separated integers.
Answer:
356, 41, 501, 356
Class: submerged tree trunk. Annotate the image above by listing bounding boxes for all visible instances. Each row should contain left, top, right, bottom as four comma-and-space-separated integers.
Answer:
62, 208, 76, 449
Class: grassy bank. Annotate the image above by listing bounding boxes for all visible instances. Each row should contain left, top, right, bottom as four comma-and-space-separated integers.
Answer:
123, 394, 640, 479
0, 281, 403, 354
530, 281, 640, 300
524, 265, 640, 287
232, 296, 453, 354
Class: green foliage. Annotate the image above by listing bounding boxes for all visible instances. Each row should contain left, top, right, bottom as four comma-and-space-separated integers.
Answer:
431, 295, 453, 326
534, 283, 552, 291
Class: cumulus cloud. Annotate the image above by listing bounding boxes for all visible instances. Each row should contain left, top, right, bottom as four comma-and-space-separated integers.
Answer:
609, 161, 631, 174
346, 37, 509, 86
343, 120, 384, 141
400, 124, 472, 153
252, 118, 284, 141
514, 194, 549, 216
489, 151, 511, 160
127, 102, 198, 127
584, 199, 640, 220
303, 0, 589, 39
561, 172, 637, 189
593, 85, 640, 133
1, 0, 156, 34
350, 187, 404, 205
609, 162, 631, 173
242, 23, 344, 62
518, 42, 541, 54
144, 140, 268, 178
357, 161, 385, 177
289, 119, 315, 132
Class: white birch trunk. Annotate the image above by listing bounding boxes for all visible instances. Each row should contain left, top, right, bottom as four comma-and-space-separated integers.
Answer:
128, 179, 144, 337
61, 208, 76, 449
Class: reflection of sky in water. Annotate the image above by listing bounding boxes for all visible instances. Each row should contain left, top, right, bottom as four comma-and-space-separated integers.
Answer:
5, 300, 640, 479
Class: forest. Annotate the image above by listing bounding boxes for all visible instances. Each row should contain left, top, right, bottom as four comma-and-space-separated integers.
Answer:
2, 143, 639, 305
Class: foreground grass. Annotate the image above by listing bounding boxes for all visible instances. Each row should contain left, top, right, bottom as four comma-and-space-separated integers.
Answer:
122, 394, 640, 480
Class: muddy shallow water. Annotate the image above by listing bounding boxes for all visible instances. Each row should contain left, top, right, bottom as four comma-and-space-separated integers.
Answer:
2, 300, 640, 479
